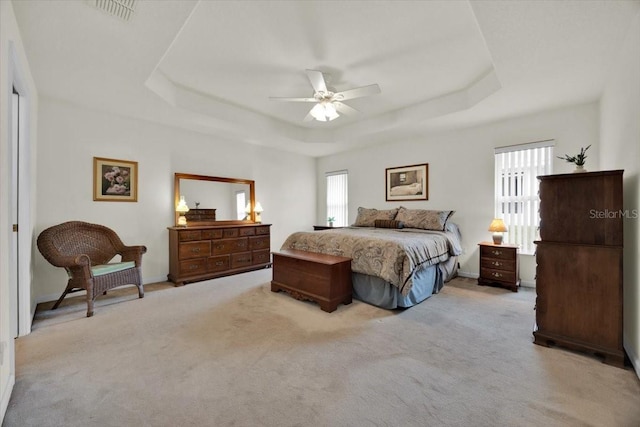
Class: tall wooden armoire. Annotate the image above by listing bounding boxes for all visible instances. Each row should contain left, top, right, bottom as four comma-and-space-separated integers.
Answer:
534, 170, 624, 367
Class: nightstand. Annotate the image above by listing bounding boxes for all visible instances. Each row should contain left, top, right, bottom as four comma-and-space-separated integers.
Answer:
478, 242, 520, 292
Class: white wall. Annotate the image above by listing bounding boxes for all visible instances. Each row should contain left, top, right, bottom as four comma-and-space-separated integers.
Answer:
600, 11, 640, 377
34, 97, 316, 302
317, 102, 600, 285
0, 0, 38, 421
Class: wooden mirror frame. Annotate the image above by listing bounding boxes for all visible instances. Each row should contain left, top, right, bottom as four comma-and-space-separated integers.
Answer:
174, 173, 256, 226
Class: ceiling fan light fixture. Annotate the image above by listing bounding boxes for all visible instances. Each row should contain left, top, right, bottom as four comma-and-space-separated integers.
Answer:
310, 103, 327, 121
310, 101, 339, 122
325, 103, 339, 121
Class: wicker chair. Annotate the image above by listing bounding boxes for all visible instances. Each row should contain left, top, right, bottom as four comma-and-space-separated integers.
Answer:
37, 221, 147, 317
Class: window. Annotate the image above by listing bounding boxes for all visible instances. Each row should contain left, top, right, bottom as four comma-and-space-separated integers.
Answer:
326, 170, 348, 227
236, 191, 246, 220
494, 140, 554, 254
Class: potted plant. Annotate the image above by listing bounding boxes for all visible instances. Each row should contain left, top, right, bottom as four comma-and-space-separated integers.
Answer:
557, 145, 590, 173
327, 217, 336, 227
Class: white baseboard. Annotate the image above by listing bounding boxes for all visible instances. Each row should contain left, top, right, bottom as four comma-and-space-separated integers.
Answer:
624, 334, 640, 380
457, 271, 535, 288
457, 271, 478, 279
36, 275, 169, 304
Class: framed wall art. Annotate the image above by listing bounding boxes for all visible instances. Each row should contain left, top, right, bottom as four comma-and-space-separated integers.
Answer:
93, 157, 138, 202
385, 163, 428, 201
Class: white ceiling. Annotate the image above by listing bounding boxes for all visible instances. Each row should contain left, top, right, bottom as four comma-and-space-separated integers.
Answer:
12, 0, 640, 157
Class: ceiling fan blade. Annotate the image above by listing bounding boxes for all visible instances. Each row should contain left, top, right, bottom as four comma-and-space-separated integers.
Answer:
333, 102, 359, 116
333, 84, 381, 101
269, 97, 317, 102
306, 69, 328, 94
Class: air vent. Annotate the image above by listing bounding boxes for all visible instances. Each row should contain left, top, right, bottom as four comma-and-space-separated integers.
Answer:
90, 0, 136, 21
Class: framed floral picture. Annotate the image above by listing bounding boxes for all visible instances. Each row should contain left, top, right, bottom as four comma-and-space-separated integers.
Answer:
93, 157, 138, 202
385, 163, 428, 201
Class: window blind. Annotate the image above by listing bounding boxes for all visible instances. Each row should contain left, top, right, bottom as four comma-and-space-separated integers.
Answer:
326, 170, 348, 227
494, 140, 554, 254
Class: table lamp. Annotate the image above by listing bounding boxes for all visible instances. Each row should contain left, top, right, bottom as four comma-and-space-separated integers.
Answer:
488, 218, 507, 245
176, 196, 190, 227
254, 202, 264, 223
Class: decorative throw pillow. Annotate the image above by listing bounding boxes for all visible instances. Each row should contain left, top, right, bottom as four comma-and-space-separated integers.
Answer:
353, 207, 399, 227
374, 219, 404, 229
395, 207, 455, 231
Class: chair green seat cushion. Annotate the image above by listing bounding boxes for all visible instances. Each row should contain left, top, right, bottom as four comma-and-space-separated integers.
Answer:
91, 261, 136, 276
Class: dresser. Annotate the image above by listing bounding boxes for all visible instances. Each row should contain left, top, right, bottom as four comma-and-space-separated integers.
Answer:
168, 224, 271, 286
534, 170, 624, 367
478, 242, 520, 292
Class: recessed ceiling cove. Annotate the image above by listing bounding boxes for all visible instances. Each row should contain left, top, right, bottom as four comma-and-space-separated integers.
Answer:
147, 1, 498, 143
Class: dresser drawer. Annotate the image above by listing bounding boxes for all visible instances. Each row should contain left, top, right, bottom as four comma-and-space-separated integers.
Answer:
255, 226, 270, 235
207, 255, 230, 272
179, 258, 207, 276
202, 229, 223, 240
480, 245, 516, 261
481, 258, 516, 272
231, 252, 252, 269
211, 237, 248, 255
178, 241, 210, 260
249, 236, 270, 250
178, 230, 202, 241
252, 249, 270, 265
239, 227, 255, 236
223, 228, 239, 238
480, 267, 517, 284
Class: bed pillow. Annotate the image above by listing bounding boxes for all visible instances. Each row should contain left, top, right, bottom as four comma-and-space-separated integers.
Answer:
374, 219, 404, 229
395, 207, 454, 231
353, 207, 399, 227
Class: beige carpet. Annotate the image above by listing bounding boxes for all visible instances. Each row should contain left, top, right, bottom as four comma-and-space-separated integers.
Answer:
3, 270, 640, 427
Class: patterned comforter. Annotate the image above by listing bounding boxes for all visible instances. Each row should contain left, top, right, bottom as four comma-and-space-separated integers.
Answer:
280, 226, 462, 296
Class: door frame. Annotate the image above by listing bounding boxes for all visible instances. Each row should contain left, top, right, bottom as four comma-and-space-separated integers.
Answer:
8, 41, 33, 337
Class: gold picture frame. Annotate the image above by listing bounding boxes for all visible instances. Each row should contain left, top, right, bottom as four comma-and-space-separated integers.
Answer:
385, 163, 428, 201
93, 157, 138, 202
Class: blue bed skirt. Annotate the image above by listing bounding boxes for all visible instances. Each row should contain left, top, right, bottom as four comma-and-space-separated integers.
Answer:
352, 258, 456, 309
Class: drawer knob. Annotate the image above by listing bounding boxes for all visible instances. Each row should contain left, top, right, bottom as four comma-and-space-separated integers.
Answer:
215, 245, 224, 250
189, 264, 199, 270
215, 261, 224, 266
191, 247, 201, 253
492, 261, 502, 267
491, 250, 502, 256
492, 272, 503, 278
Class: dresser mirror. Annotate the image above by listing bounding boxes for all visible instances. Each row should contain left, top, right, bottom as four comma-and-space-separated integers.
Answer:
174, 173, 256, 226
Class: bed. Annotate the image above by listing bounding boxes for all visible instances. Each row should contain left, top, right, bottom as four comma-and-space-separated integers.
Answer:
280, 207, 462, 309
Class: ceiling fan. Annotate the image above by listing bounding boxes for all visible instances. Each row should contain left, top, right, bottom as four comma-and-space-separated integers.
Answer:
270, 69, 381, 122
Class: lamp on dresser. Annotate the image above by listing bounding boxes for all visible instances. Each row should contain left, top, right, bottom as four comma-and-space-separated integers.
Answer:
488, 218, 508, 244
254, 202, 264, 223
176, 196, 190, 227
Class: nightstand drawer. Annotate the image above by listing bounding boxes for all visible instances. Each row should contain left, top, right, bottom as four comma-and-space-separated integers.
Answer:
481, 267, 517, 284
481, 258, 516, 272
480, 245, 516, 261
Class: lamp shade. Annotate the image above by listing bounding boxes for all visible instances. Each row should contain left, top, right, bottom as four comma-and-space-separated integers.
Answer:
488, 218, 507, 232
254, 202, 264, 213
176, 196, 189, 214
